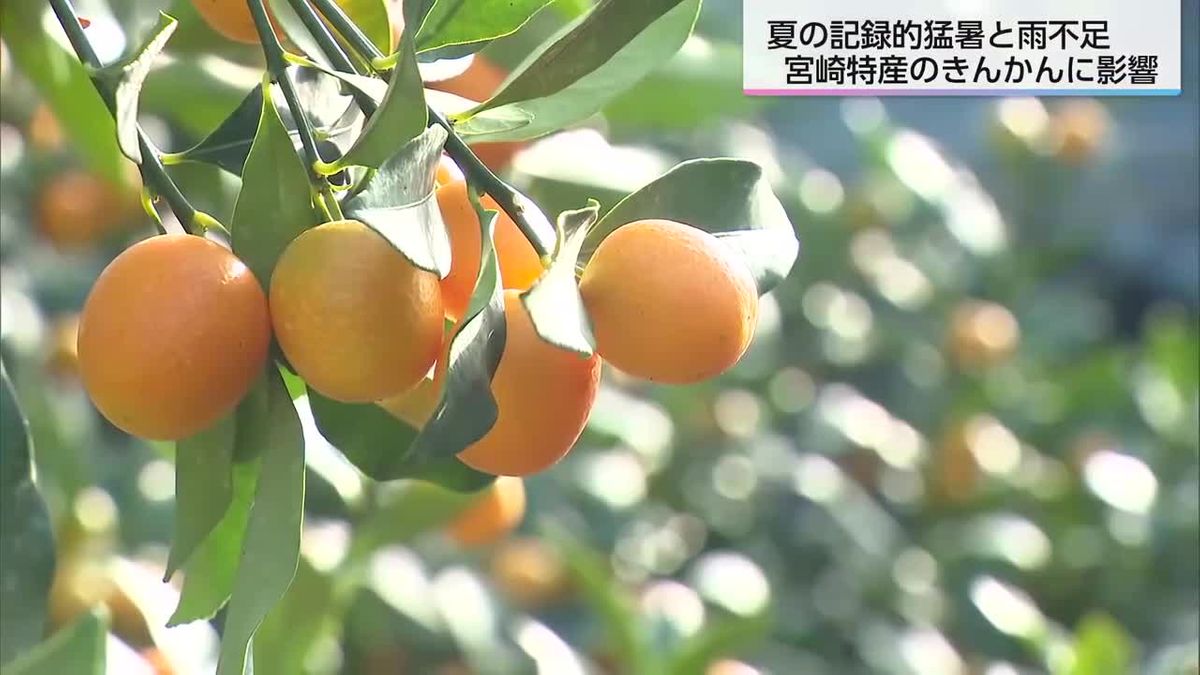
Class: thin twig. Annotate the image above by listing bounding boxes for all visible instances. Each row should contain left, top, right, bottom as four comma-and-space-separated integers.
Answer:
307, 0, 554, 259
283, 0, 377, 115
47, 0, 201, 233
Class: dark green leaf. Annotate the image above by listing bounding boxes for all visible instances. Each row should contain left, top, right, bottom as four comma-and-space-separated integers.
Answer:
586, 159, 798, 294
0, 364, 55, 666
305, 392, 492, 491
167, 459, 258, 626
104, 12, 178, 163
416, 0, 554, 53
342, 125, 452, 276
174, 85, 265, 175
165, 412, 237, 579
0, 2, 129, 186
520, 202, 598, 356
231, 79, 322, 288
464, 0, 702, 142
216, 369, 306, 675
406, 188, 507, 461
333, 27, 426, 170
1, 611, 106, 675
168, 376, 273, 625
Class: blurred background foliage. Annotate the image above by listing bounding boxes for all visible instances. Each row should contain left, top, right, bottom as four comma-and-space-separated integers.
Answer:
0, 0, 1197, 674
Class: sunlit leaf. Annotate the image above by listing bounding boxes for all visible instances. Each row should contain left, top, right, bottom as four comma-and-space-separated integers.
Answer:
165, 412, 236, 579
216, 369, 305, 675
586, 159, 798, 293
0, 364, 55, 666
253, 557, 334, 675
416, 0, 554, 53
405, 187, 507, 461
520, 202, 598, 355
463, 0, 702, 142
332, 0, 394, 54
342, 125, 451, 276
102, 12, 177, 163
1063, 613, 1135, 675
452, 105, 534, 138
1, 611, 105, 675
231, 78, 322, 287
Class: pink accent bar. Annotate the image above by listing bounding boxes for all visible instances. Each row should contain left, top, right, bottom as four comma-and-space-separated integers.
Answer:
743, 88, 1182, 97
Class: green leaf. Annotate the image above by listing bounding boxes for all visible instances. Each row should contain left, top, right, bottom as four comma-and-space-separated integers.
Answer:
2, 611, 106, 675
452, 106, 534, 138
333, 26, 426, 170
267, 0, 333, 69
306, 391, 491, 491
168, 377, 273, 625
405, 187, 507, 461
1064, 613, 1134, 675
165, 413, 237, 579
520, 202, 598, 356
403, 0, 438, 36
174, 85, 266, 175
167, 459, 258, 626
333, 0, 394, 55
102, 12, 177, 164
231, 78, 322, 288
0, 2, 128, 187
463, 0, 702, 142
416, 0, 554, 53
342, 125, 452, 276
216, 369, 306, 675
252, 556, 334, 675
586, 159, 798, 294
0, 364, 55, 667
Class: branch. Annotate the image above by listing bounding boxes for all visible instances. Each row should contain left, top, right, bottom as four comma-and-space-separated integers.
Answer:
47, 0, 203, 234
307, 0, 553, 259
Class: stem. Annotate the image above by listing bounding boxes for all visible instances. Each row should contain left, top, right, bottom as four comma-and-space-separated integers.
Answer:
247, 0, 325, 180
283, 0, 377, 115
308, 0, 553, 258
48, 0, 202, 233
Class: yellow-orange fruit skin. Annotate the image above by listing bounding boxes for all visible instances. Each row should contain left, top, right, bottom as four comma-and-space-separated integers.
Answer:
37, 170, 137, 250
436, 180, 544, 321
77, 235, 270, 440
270, 220, 444, 403
580, 219, 758, 384
447, 477, 526, 547
189, 0, 261, 43
456, 291, 602, 476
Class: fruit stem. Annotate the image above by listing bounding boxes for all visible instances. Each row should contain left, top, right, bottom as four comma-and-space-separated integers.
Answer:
282, 0, 378, 115
47, 0, 204, 235
246, 0, 327, 184
306, 0, 554, 259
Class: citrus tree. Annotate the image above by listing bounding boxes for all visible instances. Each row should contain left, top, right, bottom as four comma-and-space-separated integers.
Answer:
0, 0, 797, 673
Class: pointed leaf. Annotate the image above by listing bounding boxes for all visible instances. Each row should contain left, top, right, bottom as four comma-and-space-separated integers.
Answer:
174, 85, 265, 175
2, 611, 106, 675
416, 0, 554, 53
332, 0, 394, 55
0, 2, 127, 186
452, 105, 534, 138
231, 79, 322, 287
343, 125, 451, 276
106, 12, 177, 163
165, 413, 237, 579
586, 159, 798, 293
0, 365, 55, 666
306, 391, 492, 491
333, 26, 426, 170
520, 203, 598, 356
216, 369, 306, 675
406, 187, 508, 461
463, 0, 702, 142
